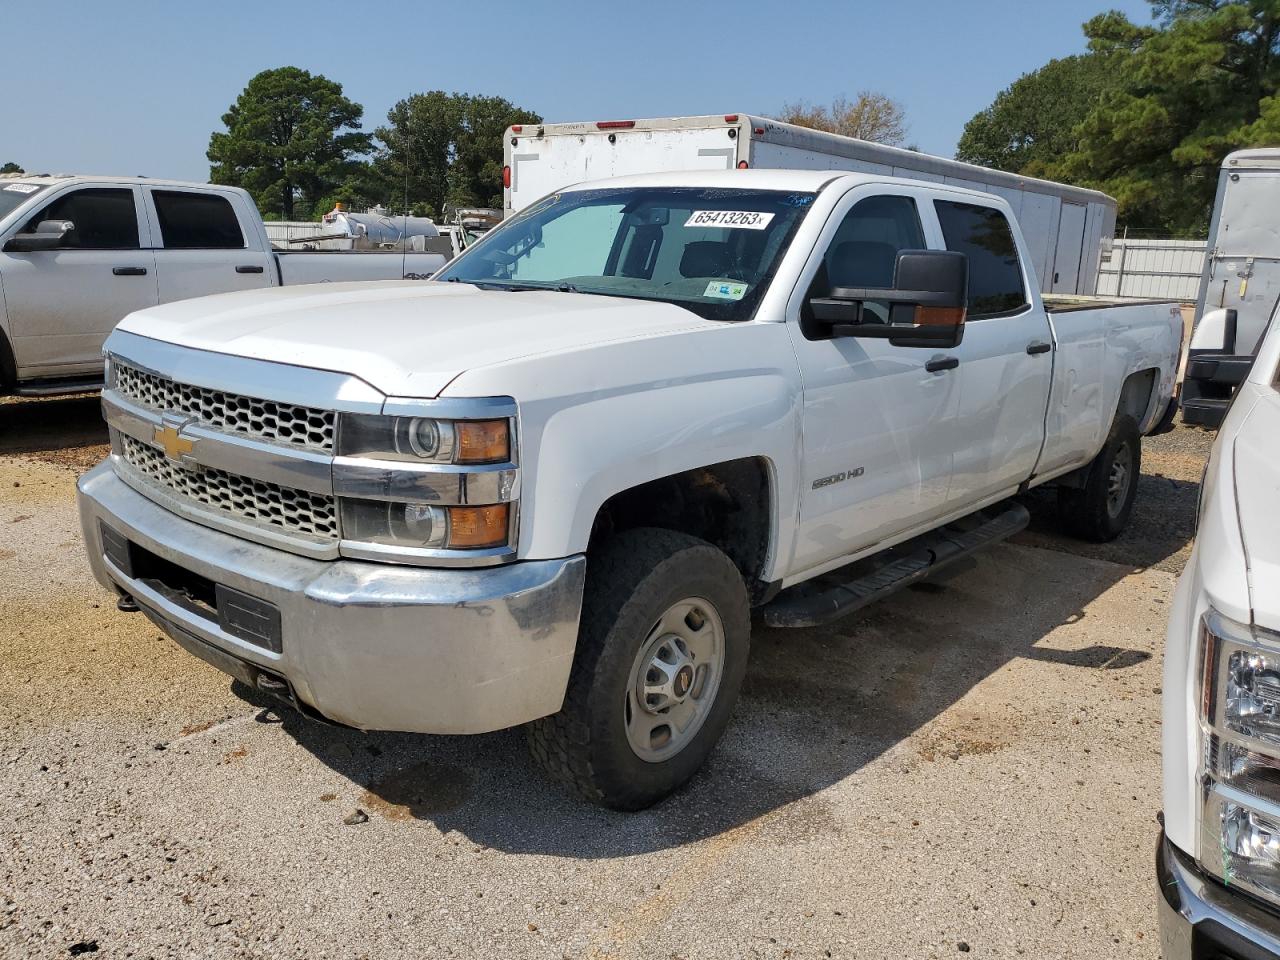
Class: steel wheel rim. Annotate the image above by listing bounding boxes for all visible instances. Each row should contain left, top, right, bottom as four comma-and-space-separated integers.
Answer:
1106, 444, 1133, 517
624, 597, 725, 764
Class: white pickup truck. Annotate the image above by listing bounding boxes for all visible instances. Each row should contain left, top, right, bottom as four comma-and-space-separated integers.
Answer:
77, 170, 1183, 809
0, 175, 446, 396
1159, 309, 1280, 957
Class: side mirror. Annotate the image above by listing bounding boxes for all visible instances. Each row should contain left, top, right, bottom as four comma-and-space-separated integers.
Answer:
3, 219, 74, 252
809, 249, 968, 348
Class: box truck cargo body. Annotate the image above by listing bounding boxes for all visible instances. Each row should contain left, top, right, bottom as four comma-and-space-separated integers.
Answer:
503, 114, 1117, 296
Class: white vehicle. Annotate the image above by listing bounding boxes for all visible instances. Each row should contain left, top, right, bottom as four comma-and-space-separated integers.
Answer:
0, 176, 447, 396
1182, 149, 1280, 428
504, 114, 1116, 296
78, 170, 1182, 809
1159, 310, 1280, 955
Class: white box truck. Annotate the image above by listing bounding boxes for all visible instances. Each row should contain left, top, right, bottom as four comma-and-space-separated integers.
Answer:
503, 114, 1117, 297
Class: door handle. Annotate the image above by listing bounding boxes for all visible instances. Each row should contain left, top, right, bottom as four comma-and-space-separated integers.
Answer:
925, 356, 959, 373
235, 264, 265, 274
112, 266, 147, 276
1026, 341, 1052, 355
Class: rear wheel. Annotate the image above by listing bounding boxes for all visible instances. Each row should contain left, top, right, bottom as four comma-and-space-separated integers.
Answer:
1057, 414, 1141, 542
527, 528, 750, 810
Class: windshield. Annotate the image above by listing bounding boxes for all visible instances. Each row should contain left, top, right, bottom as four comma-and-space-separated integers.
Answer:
436, 186, 817, 321
0, 182, 49, 222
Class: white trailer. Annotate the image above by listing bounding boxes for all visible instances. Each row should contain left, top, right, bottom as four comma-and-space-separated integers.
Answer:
503, 114, 1117, 296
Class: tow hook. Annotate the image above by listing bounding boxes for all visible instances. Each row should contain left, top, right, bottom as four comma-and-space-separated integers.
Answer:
116, 594, 140, 613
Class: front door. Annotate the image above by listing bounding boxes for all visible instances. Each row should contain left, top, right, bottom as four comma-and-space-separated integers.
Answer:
144, 187, 273, 304
0, 185, 156, 378
785, 188, 961, 578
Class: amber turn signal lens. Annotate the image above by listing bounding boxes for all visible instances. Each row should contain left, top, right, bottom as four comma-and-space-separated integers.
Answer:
913, 305, 966, 327
447, 504, 510, 549
455, 419, 510, 464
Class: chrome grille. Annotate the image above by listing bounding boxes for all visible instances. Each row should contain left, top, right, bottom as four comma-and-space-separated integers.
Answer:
119, 435, 339, 539
113, 361, 336, 452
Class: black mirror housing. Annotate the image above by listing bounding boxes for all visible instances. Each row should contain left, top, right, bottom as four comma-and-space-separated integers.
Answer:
3, 219, 74, 253
809, 249, 968, 348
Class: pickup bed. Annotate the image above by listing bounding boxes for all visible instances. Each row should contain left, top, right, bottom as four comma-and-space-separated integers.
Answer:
0, 175, 446, 395
77, 169, 1182, 809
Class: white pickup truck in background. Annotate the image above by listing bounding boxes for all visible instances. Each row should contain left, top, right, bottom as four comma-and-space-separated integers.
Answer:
0, 175, 447, 396
78, 169, 1182, 809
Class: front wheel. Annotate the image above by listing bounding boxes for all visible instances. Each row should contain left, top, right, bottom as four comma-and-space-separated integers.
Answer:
1057, 414, 1141, 542
527, 528, 750, 810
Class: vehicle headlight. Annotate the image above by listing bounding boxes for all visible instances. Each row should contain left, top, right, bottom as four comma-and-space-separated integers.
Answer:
334, 408, 517, 560
338, 413, 510, 464
1198, 609, 1280, 904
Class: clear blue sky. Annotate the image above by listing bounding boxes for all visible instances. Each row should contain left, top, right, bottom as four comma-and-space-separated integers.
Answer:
5, 0, 1156, 183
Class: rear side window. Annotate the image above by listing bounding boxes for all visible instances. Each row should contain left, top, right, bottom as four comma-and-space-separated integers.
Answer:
28, 188, 139, 249
934, 200, 1027, 318
152, 191, 244, 249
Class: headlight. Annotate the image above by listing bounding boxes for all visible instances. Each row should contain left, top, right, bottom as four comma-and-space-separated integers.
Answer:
340, 500, 511, 551
339, 414, 510, 465
1198, 609, 1280, 904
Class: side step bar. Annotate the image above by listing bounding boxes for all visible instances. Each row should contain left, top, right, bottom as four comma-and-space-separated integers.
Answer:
761, 503, 1030, 629
13, 376, 104, 397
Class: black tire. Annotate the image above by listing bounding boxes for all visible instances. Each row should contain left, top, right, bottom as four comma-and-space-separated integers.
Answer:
1057, 414, 1141, 542
527, 528, 750, 810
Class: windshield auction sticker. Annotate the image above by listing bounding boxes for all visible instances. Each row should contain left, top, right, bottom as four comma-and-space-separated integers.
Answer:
2, 183, 39, 194
704, 281, 749, 300
685, 210, 775, 230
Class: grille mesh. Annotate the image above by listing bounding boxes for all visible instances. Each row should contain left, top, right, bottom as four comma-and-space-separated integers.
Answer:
113, 361, 335, 452
120, 435, 339, 539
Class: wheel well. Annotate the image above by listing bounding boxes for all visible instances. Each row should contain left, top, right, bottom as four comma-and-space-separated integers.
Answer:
588, 457, 773, 602
0, 330, 15, 391
1118, 368, 1159, 427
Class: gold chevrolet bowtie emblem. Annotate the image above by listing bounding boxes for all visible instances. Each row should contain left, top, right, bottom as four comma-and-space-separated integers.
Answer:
154, 423, 196, 462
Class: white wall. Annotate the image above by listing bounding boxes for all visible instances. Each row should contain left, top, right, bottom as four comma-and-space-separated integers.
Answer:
1096, 238, 1206, 301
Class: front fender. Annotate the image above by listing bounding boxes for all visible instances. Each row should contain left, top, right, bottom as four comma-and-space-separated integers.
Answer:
443, 322, 803, 582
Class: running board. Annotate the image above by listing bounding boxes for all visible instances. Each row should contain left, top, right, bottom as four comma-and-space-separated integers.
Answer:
13, 376, 104, 397
761, 504, 1030, 629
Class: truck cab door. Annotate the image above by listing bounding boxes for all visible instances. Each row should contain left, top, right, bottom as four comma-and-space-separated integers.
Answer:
0, 184, 156, 379
784, 188, 961, 577
934, 198, 1055, 505
143, 188, 273, 304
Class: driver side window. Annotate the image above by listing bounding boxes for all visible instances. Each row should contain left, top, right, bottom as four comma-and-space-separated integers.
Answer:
26, 188, 140, 250
808, 195, 926, 332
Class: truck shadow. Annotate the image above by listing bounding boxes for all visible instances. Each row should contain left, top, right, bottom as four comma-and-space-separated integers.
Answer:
0, 395, 107, 467
262, 536, 1164, 858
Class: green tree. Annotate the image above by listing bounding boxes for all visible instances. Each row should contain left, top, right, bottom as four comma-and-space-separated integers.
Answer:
374, 92, 540, 216
956, 54, 1125, 175
208, 67, 371, 220
0, 162, 23, 175
1048, 1, 1280, 234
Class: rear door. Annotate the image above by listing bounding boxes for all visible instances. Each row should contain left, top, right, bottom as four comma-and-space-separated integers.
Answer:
1050, 201, 1087, 294
143, 187, 273, 304
785, 186, 961, 577
936, 198, 1055, 504
0, 184, 156, 377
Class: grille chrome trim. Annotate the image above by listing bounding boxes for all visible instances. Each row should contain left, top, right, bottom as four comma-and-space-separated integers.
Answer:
119, 434, 339, 541
114, 360, 336, 453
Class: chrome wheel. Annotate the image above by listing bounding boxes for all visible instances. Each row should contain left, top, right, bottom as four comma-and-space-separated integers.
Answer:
624, 597, 725, 763
1106, 444, 1133, 518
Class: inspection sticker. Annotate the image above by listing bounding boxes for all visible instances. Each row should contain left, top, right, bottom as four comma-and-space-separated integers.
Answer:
684, 210, 775, 230
2, 183, 39, 194
704, 281, 749, 300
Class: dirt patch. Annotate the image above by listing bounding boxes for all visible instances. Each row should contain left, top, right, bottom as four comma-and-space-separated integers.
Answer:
179, 719, 219, 737
360, 761, 473, 820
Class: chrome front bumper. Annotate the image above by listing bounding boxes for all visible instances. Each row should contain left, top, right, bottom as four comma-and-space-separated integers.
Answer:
1158, 832, 1280, 959
78, 462, 586, 734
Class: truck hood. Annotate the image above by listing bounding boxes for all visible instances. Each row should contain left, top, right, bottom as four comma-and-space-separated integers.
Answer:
1236, 393, 1280, 629
116, 280, 715, 398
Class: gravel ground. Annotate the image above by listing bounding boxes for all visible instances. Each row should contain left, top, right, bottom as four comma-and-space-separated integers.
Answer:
0, 396, 1214, 959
